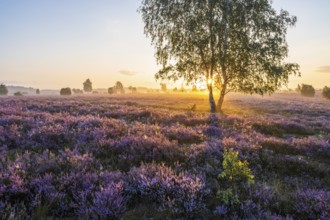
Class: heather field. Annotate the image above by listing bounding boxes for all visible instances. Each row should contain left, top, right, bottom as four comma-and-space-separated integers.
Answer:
0, 93, 330, 219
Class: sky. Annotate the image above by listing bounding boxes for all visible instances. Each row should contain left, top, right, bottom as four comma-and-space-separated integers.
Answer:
0, 0, 329, 90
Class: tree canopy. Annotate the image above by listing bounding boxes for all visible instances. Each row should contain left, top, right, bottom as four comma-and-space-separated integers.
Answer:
83, 79, 93, 93
140, 0, 300, 112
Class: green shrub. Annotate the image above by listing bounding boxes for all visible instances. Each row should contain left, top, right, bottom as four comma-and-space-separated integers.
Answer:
217, 148, 254, 205
219, 148, 254, 185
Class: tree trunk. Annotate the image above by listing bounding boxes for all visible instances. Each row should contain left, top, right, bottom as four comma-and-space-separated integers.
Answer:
208, 85, 217, 113
217, 84, 227, 113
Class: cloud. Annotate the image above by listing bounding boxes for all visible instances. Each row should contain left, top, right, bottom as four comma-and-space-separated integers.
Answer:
119, 70, 137, 76
316, 66, 330, 73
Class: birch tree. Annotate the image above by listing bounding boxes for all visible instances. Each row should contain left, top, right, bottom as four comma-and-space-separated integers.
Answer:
140, 0, 299, 112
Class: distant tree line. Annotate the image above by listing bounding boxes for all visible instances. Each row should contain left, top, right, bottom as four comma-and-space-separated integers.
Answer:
60, 79, 133, 96
295, 84, 330, 101
128, 86, 137, 93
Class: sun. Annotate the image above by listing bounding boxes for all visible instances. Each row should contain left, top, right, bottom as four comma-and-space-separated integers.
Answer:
207, 78, 213, 85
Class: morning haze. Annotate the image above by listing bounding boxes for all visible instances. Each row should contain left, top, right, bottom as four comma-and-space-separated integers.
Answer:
1, 0, 329, 90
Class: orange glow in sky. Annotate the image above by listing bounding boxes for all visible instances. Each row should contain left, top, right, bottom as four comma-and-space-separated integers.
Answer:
0, 0, 329, 90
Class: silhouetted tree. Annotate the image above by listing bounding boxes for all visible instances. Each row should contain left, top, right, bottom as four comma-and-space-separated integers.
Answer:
192, 85, 198, 92
115, 81, 125, 94
140, 0, 299, 112
60, 87, 72, 95
322, 86, 330, 101
300, 84, 315, 97
72, 88, 83, 94
108, 87, 115, 94
0, 84, 8, 95
83, 79, 92, 93
295, 84, 301, 93
36, 89, 40, 95
128, 86, 137, 93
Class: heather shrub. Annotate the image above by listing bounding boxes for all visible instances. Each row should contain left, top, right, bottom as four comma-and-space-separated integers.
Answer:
322, 86, 330, 100
262, 154, 329, 179
279, 121, 313, 135
292, 189, 330, 219
252, 122, 285, 137
0, 93, 329, 218
57, 171, 126, 218
261, 138, 297, 155
186, 141, 223, 176
0, 202, 30, 220
28, 124, 72, 150
162, 125, 205, 144
90, 182, 126, 219
113, 136, 184, 170
125, 163, 207, 218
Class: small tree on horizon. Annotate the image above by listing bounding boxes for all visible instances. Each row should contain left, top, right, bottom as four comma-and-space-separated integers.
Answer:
14, 91, 23, 96
128, 86, 137, 93
299, 84, 315, 97
0, 84, 8, 95
108, 87, 115, 94
115, 81, 125, 94
72, 88, 83, 94
322, 86, 330, 101
83, 79, 93, 93
36, 89, 40, 95
295, 84, 301, 93
60, 87, 72, 95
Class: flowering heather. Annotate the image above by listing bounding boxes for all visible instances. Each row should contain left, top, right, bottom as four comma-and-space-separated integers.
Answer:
0, 93, 329, 219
